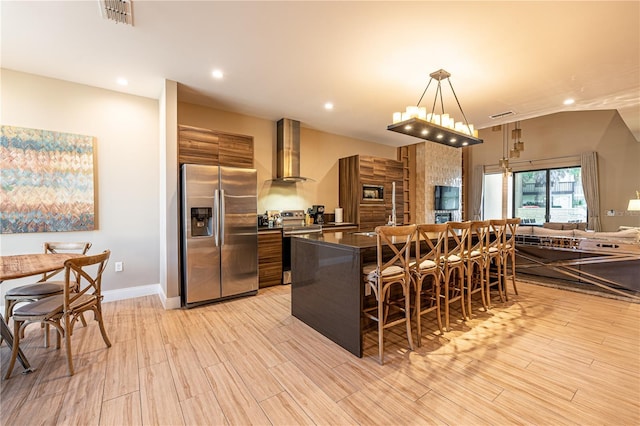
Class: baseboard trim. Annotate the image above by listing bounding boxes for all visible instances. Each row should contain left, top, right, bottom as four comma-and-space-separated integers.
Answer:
1, 284, 183, 314
102, 284, 182, 309
102, 284, 162, 303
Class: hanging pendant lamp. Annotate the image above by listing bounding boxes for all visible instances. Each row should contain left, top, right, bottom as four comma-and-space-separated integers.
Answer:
387, 69, 483, 148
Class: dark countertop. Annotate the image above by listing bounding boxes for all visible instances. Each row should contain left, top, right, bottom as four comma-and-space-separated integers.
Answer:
258, 222, 357, 233
292, 231, 377, 249
292, 229, 451, 249
321, 222, 357, 228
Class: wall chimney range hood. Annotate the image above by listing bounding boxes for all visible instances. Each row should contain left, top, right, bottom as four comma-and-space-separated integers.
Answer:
273, 118, 313, 183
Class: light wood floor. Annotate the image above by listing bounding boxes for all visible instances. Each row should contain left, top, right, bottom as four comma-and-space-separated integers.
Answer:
1, 281, 639, 425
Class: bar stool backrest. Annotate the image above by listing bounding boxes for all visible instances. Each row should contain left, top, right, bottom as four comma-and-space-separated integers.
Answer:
416, 223, 448, 267
489, 219, 507, 251
374, 225, 417, 276
469, 221, 490, 256
445, 221, 471, 261
505, 218, 521, 248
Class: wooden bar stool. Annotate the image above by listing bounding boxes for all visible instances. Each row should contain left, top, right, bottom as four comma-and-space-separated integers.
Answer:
362, 224, 416, 364
487, 219, 507, 307
465, 221, 490, 317
410, 223, 446, 345
441, 222, 469, 331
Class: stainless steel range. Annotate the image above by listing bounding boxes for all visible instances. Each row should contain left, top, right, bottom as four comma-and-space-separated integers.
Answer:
280, 210, 322, 284
281, 210, 322, 234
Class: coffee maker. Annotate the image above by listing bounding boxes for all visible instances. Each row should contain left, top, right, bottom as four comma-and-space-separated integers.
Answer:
308, 205, 325, 224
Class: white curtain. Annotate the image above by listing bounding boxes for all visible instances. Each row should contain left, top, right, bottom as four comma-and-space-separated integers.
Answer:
470, 165, 484, 220
581, 151, 601, 231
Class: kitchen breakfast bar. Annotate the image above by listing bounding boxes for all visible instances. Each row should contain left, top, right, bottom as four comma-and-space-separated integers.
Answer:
290, 232, 382, 357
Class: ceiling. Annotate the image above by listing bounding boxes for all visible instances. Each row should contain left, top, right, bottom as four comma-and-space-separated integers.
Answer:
2, 1, 639, 146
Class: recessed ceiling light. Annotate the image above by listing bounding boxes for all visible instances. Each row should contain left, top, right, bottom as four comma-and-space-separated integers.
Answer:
564, 98, 575, 105
212, 69, 224, 79
324, 102, 334, 110
117, 77, 128, 86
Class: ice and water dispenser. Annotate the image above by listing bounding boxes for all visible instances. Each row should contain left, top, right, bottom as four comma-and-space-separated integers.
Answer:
190, 207, 213, 237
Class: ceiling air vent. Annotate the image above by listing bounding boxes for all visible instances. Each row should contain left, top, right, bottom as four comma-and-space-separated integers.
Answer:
489, 110, 515, 120
99, 0, 133, 26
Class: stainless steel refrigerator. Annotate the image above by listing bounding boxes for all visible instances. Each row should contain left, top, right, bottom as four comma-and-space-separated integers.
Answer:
181, 164, 258, 307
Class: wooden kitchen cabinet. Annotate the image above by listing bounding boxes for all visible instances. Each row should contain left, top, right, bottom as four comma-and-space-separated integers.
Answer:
258, 230, 282, 288
218, 133, 254, 168
339, 155, 404, 230
178, 125, 219, 165
178, 124, 253, 167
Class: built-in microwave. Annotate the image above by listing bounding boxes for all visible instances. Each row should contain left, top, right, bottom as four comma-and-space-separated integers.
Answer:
362, 184, 384, 202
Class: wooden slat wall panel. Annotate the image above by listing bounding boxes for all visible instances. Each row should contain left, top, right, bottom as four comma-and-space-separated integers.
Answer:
359, 205, 386, 231
258, 231, 283, 287
359, 156, 374, 180
372, 157, 386, 181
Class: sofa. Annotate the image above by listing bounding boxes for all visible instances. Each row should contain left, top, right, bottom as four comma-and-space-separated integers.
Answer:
514, 223, 640, 244
511, 223, 639, 293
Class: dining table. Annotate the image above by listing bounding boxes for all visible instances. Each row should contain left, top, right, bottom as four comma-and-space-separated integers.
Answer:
0, 253, 83, 375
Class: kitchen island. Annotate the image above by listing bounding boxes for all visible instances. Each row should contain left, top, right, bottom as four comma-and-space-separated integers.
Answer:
290, 232, 379, 357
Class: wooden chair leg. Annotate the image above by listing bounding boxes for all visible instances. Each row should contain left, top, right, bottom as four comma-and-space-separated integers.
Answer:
458, 267, 467, 323
95, 307, 112, 347
500, 256, 508, 302
434, 282, 444, 334
44, 324, 50, 348
403, 281, 414, 351
510, 252, 519, 295
481, 266, 489, 310
64, 327, 74, 376
466, 266, 473, 320
4, 300, 12, 325
4, 319, 22, 380
443, 273, 451, 331
377, 292, 384, 365
414, 280, 422, 347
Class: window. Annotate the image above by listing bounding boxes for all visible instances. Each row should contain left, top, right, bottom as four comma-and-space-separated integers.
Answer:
513, 167, 586, 224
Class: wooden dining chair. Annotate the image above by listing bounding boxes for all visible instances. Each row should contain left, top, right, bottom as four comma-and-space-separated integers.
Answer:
4, 250, 112, 379
362, 224, 416, 364
411, 223, 447, 345
441, 221, 470, 331
4, 242, 92, 322
4, 242, 92, 347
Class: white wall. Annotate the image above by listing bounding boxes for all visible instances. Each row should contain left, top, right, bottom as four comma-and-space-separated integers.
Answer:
0, 69, 160, 297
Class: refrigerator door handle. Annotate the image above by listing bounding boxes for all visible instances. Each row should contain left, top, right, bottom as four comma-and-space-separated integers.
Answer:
214, 189, 220, 247
220, 189, 225, 246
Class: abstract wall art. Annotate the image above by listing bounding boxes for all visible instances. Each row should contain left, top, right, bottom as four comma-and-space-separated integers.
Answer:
1, 125, 96, 233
